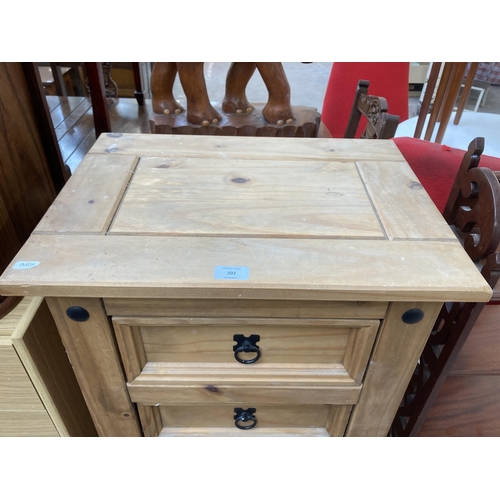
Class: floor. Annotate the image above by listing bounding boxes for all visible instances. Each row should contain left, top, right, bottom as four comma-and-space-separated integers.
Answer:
45, 62, 500, 172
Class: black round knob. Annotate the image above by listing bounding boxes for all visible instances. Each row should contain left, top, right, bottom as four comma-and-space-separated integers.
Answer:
402, 308, 425, 324
66, 306, 90, 322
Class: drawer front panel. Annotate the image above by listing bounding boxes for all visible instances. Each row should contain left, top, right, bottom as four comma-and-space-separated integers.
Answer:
128, 383, 361, 406
114, 317, 379, 407
142, 323, 351, 364
114, 317, 379, 391
154, 404, 352, 437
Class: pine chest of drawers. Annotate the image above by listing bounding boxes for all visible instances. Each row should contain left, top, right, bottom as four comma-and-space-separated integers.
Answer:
0, 134, 491, 437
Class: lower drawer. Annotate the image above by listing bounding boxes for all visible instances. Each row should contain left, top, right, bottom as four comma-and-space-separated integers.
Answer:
144, 404, 353, 437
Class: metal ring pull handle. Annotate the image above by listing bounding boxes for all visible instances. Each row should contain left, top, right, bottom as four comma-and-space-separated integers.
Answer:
234, 408, 257, 430
233, 334, 261, 364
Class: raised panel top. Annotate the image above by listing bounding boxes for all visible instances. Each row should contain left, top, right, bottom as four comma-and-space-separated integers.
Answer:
0, 134, 492, 302
109, 157, 385, 239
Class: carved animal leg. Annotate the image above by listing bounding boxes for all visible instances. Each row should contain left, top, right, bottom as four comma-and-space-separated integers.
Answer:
176, 63, 222, 126
151, 62, 185, 115
223, 62, 256, 114
256, 62, 295, 125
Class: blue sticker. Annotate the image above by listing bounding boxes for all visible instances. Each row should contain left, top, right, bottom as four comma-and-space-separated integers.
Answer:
214, 266, 249, 280
13, 261, 40, 270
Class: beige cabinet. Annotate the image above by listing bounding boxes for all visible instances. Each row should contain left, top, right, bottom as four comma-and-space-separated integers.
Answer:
0, 134, 491, 437
0, 297, 96, 436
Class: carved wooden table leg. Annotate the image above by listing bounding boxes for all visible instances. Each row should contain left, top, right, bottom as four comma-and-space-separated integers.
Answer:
46, 297, 142, 436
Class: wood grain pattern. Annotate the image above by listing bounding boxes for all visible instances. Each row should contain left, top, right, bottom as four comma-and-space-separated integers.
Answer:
0, 295, 32, 336
46, 96, 153, 172
46, 297, 142, 436
326, 404, 352, 436
143, 324, 349, 364
127, 378, 361, 406
0, 342, 46, 411
50, 96, 89, 137
0, 411, 58, 437
159, 427, 330, 437
34, 154, 139, 234
346, 301, 443, 436
343, 322, 379, 384
450, 305, 500, 375
0, 63, 58, 275
113, 323, 147, 382
0, 235, 491, 302
113, 315, 376, 423
157, 403, 350, 437
356, 161, 456, 240
104, 298, 389, 319
0, 297, 96, 436
157, 402, 349, 437
418, 375, 500, 436
56, 103, 98, 164
109, 157, 384, 239
137, 404, 162, 437
113, 317, 377, 367
89, 133, 406, 162
11, 298, 97, 436
159, 404, 330, 428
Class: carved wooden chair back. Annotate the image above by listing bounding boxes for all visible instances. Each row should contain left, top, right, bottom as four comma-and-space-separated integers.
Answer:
344, 80, 400, 139
389, 137, 500, 437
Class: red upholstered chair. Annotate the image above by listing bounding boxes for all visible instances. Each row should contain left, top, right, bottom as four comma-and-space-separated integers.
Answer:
319, 62, 410, 138
392, 137, 500, 213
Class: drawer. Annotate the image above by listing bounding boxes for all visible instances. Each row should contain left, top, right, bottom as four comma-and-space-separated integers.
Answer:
113, 316, 379, 405
142, 403, 353, 437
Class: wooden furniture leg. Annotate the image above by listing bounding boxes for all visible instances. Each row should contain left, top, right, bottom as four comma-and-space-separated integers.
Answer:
46, 297, 142, 436
414, 62, 441, 139
131, 62, 144, 106
50, 63, 68, 97
435, 62, 468, 143
345, 301, 442, 436
84, 62, 111, 137
424, 62, 454, 141
454, 63, 479, 125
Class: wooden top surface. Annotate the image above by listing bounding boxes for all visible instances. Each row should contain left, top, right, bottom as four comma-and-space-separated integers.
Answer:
0, 134, 491, 302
